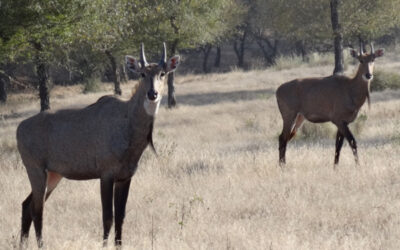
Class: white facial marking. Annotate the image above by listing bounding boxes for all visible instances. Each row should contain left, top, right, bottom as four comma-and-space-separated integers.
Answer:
144, 96, 162, 116
361, 62, 374, 82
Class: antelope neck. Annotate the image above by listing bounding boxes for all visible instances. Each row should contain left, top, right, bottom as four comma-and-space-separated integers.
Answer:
350, 65, 370, 108
128, 81, 156, 129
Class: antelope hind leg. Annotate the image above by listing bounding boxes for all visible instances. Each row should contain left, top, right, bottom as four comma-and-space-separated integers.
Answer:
20, 193, 33, 247
100, 177, 114, 246
24, 167, 48, 248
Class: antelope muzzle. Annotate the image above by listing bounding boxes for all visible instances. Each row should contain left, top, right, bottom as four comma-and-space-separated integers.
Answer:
147, 89, 158, 101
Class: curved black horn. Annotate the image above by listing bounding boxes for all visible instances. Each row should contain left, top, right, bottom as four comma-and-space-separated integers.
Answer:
159, 42, 167, 66
370, 42, 375, 54
140, 43, 149, 68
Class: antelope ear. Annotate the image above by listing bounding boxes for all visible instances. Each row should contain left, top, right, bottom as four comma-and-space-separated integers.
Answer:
166, 55, 181, 73
374, 49, 384, 58
350, 49, 358, 58
125, 55, 141, 73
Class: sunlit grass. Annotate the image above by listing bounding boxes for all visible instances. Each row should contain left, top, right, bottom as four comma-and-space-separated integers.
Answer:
1, 60, 400, 249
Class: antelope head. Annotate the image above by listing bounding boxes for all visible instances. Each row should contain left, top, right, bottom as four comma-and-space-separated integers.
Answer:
125, 43, 180, 116
350, 42, 384, 82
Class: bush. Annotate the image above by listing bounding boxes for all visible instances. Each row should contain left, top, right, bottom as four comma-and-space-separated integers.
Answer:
371, 70, 400, 92
82, 78, 102, 93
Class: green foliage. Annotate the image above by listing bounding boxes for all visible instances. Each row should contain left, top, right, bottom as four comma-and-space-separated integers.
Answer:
371, 69, 400, 92
251, 0, 331, 45
133, 0, 242, 53
0, 0, 85, 63
253, 0, 400, 49
341, 0, 400, 41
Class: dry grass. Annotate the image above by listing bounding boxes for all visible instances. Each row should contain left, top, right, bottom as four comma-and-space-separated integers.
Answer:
1, 60, 400, 250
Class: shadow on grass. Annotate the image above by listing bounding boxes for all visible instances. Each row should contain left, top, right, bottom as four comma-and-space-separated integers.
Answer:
162, 88, 275, 107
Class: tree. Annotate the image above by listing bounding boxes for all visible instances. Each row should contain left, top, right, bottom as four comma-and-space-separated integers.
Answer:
0, 0, 85, 111
133, 0, 241, 107
200, 44, 213, 73
74, 0, 139, 96
331, 0, 344, 74
249, 0, 284, 65
0, 72, 8, 103
263, 0, 400, 70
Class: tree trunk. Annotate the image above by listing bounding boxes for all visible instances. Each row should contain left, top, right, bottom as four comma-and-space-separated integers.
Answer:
295, 40, 308, 62
0, 73, 7, 103
33, 42, 50, 112
167, 39, 178, 108
167, 71, 176, 108
255, 37, 279, 66
330, 0, 344, 74
105, 50, 121, 95
214, 45, 221, 68
120, 64, 127, 83
201, 44, 212, 73
233, 30, 247, 68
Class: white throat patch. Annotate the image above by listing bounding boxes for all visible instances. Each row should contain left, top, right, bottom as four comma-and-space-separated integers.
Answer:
144, 97, 161, 116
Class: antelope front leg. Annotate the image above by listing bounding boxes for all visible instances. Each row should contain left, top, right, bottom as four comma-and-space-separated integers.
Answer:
337, 122, 359, 165
100, 177, 114, 246
334, 130, 344, 166
114, 178, 132, 246
20, 193, 33, 248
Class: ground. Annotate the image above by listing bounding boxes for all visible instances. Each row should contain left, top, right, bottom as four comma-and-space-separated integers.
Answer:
0, 59, 400, 249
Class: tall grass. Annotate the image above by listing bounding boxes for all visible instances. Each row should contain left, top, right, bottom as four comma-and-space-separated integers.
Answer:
272, 50, 354, 71
1, 59, 400, 249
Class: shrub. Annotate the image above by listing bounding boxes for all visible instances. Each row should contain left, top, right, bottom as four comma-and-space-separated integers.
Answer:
82, 78, 102, 93
371, 70, 400, 92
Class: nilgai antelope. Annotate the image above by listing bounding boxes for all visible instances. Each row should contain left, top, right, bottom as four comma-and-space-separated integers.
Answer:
17, 43, 180, 248
276, 43, 384, 166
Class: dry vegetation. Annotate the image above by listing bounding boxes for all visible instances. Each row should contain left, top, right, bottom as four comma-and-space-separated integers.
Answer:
1, 57, 400, 249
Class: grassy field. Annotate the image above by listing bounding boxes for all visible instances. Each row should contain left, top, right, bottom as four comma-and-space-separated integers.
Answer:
1, 59, 400, 249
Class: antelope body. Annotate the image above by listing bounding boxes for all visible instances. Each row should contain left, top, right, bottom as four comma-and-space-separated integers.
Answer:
276, 44, 384, 166
18, 43, 180, 247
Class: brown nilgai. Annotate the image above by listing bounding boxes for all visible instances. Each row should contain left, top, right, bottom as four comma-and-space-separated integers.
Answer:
17, 43, 180, 248
276, 43, 384, 167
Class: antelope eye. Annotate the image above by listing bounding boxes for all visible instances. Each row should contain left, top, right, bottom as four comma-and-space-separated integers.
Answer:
359, 60, 364, 64
160, 72, 165, 77
141, 73, 146, 78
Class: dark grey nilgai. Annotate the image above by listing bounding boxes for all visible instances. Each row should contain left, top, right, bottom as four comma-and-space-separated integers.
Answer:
17, 43, 180, 248
276, 43, 384, 166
